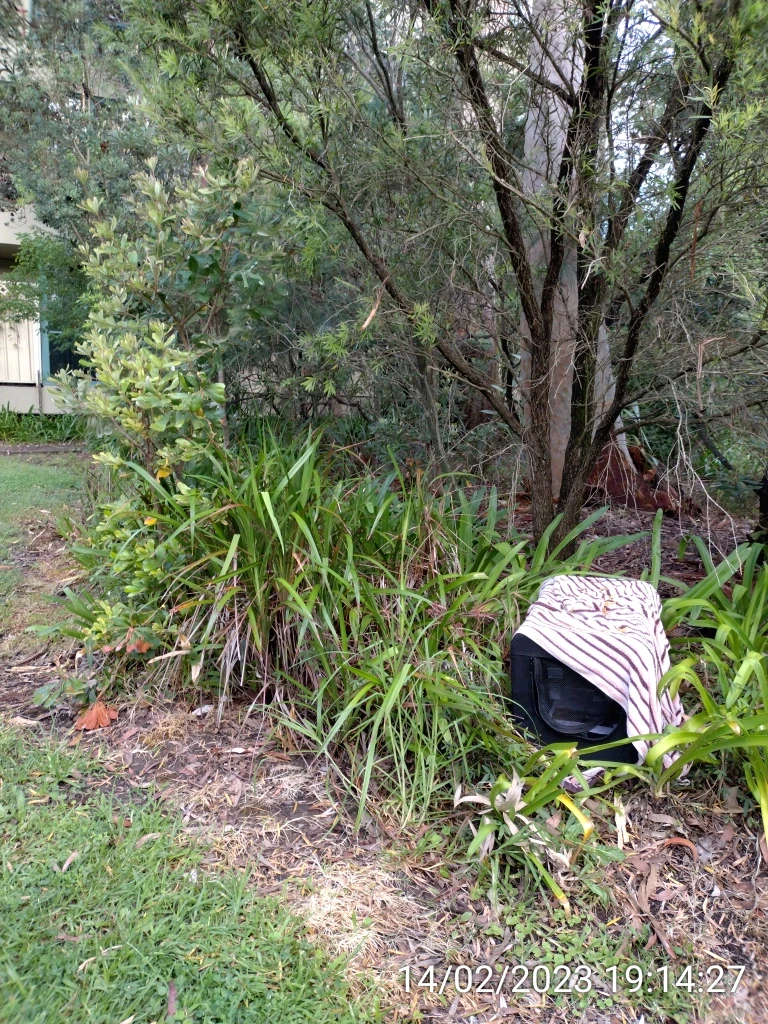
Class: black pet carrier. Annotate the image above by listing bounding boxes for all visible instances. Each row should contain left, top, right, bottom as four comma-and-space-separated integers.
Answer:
509, 632, 638, 765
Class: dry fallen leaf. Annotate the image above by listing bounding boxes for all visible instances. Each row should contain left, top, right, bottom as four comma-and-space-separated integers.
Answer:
659, 836, 698, 861
723, 786, 743, 812
696, 835, 720, 863
614, 798, 629, 850
7, 716, 39, 729
647, 813, 680, 827
544, 811, 562, 833
126, 636, 151, 654
61, 851, 80, 873
74, 701, 118, 731
167, 981, 178, 1018
135, 832, 161, 850
650, 887, 679, 902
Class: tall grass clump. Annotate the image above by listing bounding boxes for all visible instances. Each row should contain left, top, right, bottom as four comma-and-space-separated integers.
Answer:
51, 429, 641, 823
0, 406, 85, 443
650, 542, 768, 839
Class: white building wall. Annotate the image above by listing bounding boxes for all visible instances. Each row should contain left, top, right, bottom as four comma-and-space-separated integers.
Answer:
0, 384, 61, 414
0, 205, 64, 411
0, 309, 41, 384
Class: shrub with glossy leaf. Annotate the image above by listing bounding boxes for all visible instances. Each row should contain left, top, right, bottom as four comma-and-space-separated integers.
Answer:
53, 163, 282, 477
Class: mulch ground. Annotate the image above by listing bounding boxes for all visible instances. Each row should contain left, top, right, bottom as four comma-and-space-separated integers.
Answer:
4, 685, 767, 1024
512, 499, 755, 592
0, 441, 85, 456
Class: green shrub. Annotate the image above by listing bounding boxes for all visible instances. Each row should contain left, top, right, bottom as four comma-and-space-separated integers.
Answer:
52, 163, 282, 477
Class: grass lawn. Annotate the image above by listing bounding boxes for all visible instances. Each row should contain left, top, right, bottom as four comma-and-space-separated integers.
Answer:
0, 726, 377, 1024
0, 454, 84, 624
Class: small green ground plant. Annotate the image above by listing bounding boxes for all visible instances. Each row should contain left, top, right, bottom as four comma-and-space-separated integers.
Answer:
0, 725, 377, 1024
439, 896, 700, 1021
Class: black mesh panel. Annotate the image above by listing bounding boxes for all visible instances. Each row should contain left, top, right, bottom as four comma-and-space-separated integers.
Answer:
532, 658, 622, 739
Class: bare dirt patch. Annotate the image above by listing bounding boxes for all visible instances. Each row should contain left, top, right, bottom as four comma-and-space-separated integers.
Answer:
0, 519, 82, 661
0, 442, 85, 457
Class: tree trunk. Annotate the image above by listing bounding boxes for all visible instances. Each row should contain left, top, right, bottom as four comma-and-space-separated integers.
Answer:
518, 0, 580, 503
593, 323, 632, 464
519, 3, 635, 524
415, 350, 448, 475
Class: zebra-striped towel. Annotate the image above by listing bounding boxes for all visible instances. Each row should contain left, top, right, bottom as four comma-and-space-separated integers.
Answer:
515, 574, 684, 764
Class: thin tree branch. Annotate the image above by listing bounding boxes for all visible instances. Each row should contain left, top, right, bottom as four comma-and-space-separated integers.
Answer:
595, 53, 735, 446
472, 38, 577, 106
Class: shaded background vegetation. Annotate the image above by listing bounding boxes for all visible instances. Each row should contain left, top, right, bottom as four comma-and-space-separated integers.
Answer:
0, 0, 766, 520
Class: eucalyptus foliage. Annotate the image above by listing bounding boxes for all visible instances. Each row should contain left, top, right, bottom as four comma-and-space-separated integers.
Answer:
0, 0, 155, 235
4, 0, 768, 525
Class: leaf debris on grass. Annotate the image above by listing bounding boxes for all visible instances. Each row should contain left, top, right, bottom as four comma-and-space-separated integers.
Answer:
74, 700, 118, 730
0, 724, 379, 1024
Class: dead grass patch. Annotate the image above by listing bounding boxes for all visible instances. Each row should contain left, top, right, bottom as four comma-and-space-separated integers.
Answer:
139, 710, 193, 749
292, 861, 447, 957
250, 760, 325, 808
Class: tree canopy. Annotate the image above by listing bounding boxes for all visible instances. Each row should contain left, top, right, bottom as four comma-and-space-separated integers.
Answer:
2, 0, 768, 536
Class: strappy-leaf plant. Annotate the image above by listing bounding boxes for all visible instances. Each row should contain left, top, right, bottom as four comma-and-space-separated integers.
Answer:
650, 544, 768, 837
44, 427, 645, 832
